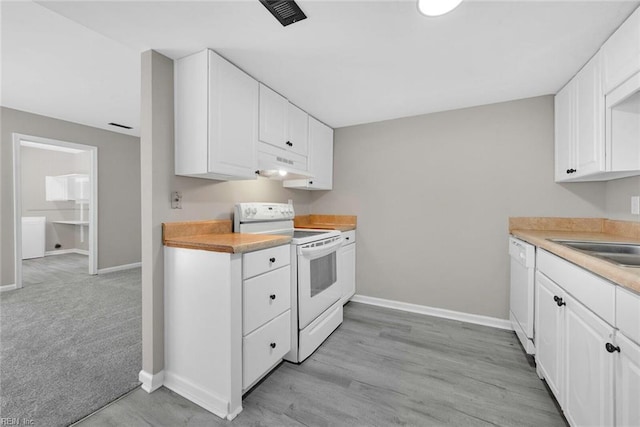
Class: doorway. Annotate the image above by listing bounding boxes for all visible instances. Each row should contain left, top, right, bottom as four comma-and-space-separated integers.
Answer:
12, 133, 98, 289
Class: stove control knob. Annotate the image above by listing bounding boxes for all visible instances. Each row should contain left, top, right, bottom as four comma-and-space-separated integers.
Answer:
251, 207, 258, 215
244, 207, 251, 217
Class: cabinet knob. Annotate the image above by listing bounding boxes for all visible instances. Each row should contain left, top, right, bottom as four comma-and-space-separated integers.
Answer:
566, 168, 576, 174
269, 257, 276, 263
345, 237, 350, 241
286, 141, 293, 147
553, 295, 566, 307
270, 294, 276, 300
270, 342, 277, 349
309, 181, 313, 185
605, 343, 620, 353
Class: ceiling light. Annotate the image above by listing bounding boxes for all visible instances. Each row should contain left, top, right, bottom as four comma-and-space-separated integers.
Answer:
417, 0, 463, 17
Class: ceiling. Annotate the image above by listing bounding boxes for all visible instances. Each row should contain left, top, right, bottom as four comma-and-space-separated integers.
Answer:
2, 0, 639, 137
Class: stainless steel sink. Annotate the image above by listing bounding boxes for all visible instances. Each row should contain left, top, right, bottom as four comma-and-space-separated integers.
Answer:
551, 240, 640, 267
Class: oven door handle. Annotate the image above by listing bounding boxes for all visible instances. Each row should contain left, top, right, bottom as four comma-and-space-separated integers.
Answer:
299, 237, 344, 259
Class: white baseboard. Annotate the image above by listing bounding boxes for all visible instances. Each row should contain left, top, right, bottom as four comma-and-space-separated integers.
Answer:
138, 369, 164, 393
98, 262, 141, 274
163, 371, 231, 420
0, 284, 17, 293
350, 294, 513, 331
45, 249, 89, 256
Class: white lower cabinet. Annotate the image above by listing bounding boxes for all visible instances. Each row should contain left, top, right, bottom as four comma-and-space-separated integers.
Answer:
535, 271, 565, 400
163, 243, 291, 420
615, 332, 640, 427
241, 248, 291, 392
535, 249, 638, 427
338, 230, 356, 305
243, 310, 291, 389
564, 293, 614, 427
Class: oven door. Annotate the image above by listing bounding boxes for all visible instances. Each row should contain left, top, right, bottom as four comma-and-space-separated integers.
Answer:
297, 236, 343, 330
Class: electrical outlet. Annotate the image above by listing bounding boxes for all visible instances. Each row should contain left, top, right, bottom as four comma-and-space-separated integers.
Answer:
632, 196, 640, 215
171, 191, 182, 209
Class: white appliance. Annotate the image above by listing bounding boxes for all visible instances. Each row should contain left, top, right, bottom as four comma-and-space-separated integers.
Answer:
509, 236, 536, 355
22, 216, 46, 259
235, 202, 344, 363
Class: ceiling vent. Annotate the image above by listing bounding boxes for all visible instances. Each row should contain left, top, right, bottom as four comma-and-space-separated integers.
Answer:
260, 0, 307, 27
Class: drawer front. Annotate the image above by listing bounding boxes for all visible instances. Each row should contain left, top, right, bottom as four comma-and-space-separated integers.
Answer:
243, 310, 291, 390
342, 230, 356, 245
243, 244, 290, 279
617, 286, 640, 345
243, 265, 291, 335
537, 250, 615, 325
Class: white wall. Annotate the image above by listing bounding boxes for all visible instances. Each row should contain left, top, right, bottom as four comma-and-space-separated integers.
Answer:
1, 107, 141, 286
605, 176, 640, 221
310, 95, 608, 320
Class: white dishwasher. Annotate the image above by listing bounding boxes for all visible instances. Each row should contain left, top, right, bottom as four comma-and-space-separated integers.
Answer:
509, 236, 535, 355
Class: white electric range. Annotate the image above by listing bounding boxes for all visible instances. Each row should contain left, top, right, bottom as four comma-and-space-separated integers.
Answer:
234, 202, 344, 363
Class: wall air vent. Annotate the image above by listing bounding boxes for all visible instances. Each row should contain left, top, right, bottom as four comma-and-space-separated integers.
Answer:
108, 122, 133, 130
260, 0, 307, 27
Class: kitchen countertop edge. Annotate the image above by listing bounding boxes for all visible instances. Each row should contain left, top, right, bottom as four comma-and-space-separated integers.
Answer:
163, 233, 292, 254
511, 229, 640, 294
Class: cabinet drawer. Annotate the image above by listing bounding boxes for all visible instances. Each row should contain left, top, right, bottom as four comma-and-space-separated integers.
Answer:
243, 310, 291, 390
537, 250, 615, 325
243, 265, 291, 335
617, 286, 640, 345
243, 244, 290, 279
341, 230, 356, 245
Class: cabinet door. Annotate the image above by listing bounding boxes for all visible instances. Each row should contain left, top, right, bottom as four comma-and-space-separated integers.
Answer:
307, 117, 334, 190
339, 242, 356, 304
259, 84, 288, 150
555, 81, 574, 182
535, 272, 565, 400
287, 103, 309, 157
209, 51, 258, 179
602, 7, 640, 94
45, 175, 69, 201
616, 332, 640, 427
574, 53, 605, 178
564, 294, 615, 427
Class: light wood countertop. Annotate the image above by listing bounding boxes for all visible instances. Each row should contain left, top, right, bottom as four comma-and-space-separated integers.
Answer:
162, 219, 291, 254
294, 214, 357, 232
510, 218, 640, 294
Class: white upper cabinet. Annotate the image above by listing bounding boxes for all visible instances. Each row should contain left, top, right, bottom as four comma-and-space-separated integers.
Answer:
259, 84, 309, 157
602, 7, 640, 94
45, 174, 89, 201
259, 84, 289, 150
175, 49, 258, 180
554, 80, 575, 182
555, 6, 640, 182
287, 103, 309, 157
284, 116, 333, 190
308, 117, 334, 190
555, 53, 605, 182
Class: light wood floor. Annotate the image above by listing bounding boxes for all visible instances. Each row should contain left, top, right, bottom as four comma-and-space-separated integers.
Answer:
76, 302, 566, 427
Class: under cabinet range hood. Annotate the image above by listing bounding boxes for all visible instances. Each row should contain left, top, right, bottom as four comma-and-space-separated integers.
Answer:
255, 168, 313, 180
256, 141, 313, 180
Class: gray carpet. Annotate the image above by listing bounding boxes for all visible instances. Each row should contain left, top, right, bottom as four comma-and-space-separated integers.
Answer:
1, 255, 142, 426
